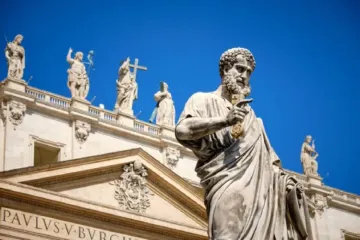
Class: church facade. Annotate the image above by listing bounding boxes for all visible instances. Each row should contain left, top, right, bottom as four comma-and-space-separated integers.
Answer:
0, 77, 359, 239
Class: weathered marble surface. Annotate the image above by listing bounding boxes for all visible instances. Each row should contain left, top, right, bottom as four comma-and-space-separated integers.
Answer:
66, 48, 89, 99
150, 82, 175, 127
301, 135, 319, 176
5, 34, 25, 79
114, 58, 138, 115
175, 47, 313, 240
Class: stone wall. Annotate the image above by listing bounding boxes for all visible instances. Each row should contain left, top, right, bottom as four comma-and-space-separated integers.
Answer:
0, 78, 199, 182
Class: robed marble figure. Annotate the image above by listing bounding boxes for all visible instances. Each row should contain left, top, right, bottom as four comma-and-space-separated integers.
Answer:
114, 58, 138, 114
301, 135, 319, 176
175, 48, 313, 240
150, 82, 175, 127
5, 34, 25, 79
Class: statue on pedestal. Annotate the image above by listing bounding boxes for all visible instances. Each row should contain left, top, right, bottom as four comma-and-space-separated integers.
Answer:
149, 82, 175, 127
114, 58, 138, 114
66, 48, 89, 100
175, 48, 313, 240
5, 34, 25, 80
301, 135, 319, 176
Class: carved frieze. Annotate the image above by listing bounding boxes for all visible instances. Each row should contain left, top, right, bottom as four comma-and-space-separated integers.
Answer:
0, 101, 6, 126
165, 146, 180, 169
75, 120, 91, 144
9, 101, 26, 129
314, 194, 328, 215
110, 160, 153, 213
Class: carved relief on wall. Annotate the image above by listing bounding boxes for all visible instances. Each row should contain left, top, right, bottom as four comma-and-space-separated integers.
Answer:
165, 146, 180, 169
0, 101, 6, 126
75, 120, 91, 144
314, 194, 328, 215
110, 160, 153, 213
9, 101, 26, 129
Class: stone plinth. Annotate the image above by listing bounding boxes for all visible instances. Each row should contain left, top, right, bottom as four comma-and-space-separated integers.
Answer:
308, 174, 323, 186
2, 78, 27, 92
161, 125, 175, 139
70, 97, 90, 112
117, 111, 135, 128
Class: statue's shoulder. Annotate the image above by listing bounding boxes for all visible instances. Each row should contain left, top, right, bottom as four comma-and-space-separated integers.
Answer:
187, 92, 215, 102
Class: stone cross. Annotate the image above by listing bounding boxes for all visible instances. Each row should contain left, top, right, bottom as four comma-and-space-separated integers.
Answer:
129, 58, 147, 82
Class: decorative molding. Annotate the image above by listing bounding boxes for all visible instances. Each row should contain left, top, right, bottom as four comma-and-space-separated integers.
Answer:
0, 101, 6, 126
75, 120, 91, 144
313, 193, 329, 215
341, 229, 360, 239
110, 160, 153, 213
165, 146, 180, 169
8, 100, 26, 129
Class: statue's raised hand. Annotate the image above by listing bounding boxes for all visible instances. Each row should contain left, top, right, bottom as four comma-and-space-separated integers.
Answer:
69, 48, 73, 53
226, 106, 248, 126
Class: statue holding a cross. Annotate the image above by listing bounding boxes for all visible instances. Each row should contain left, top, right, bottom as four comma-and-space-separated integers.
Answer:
114, 57, 147, 115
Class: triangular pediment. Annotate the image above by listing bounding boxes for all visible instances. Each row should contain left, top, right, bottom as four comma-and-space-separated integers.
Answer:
0, 148, 207, 238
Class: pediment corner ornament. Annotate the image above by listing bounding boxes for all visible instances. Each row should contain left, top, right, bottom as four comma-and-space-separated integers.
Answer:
75, 120, 91, 144
9, 100, 26, 129
110, 160, 153, 213
165, 146, 180, 169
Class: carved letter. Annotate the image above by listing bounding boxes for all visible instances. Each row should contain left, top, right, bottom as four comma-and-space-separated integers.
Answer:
10, 213, 21, 225
110, 234, 120, 240
54, 221, 60, 233
2, 209, 11, 222
22, 213, 32, 226
99, 231, 107, 240
65, 224, 73, 235
42, 218, 52, 230
87, 228, 96, 240
78, 226, 86, 238
35, 216, 42, 229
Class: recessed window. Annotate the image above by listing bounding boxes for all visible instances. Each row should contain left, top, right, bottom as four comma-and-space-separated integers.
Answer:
34, 142, 60, 166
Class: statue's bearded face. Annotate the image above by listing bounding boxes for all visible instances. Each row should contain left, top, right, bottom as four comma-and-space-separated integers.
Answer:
15, 37, 23, 45
222, 55, 253, 95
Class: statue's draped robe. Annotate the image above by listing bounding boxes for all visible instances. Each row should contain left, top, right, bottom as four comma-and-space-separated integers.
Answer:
176, 92, 313, 240
6, 42, 25, 79
300, 143, 318, 176
154, 91, 175, 127
115, 72, 138, 113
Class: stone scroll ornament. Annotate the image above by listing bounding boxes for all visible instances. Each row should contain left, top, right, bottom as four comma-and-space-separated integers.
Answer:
74, 120, 91, 144
9, 101, 26, 129
110, 160, 153, 213
165, 147, 180, 169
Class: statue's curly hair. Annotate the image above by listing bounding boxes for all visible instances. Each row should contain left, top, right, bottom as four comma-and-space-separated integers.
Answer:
219, 47, 256, 78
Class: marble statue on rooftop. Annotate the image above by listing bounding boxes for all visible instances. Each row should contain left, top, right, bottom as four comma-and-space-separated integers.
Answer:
114, 57, 138, 115
301, 135, 319, 176
149, 81, 175, 127
66, 48, 89, 100
175, 47, 314, 240
5, 34, 25, 80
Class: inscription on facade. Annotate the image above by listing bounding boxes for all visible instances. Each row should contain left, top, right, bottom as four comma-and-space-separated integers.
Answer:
1, 207, 146, 240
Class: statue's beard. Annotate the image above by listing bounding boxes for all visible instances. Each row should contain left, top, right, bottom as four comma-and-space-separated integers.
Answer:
223, 74, 251, 97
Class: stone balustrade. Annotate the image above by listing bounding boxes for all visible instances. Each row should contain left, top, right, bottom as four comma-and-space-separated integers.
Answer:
24, 85, 167, 139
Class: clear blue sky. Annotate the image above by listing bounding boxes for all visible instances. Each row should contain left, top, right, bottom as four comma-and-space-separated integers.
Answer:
1, 0, 359, 194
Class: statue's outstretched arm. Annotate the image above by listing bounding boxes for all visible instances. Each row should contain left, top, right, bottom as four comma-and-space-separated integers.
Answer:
176, 117, 228, 141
